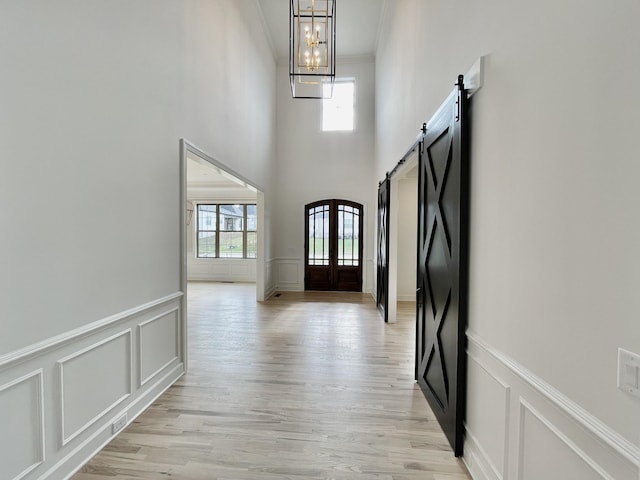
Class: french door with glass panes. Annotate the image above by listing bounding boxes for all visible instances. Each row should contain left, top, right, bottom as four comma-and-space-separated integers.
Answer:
304, 199, 363, 291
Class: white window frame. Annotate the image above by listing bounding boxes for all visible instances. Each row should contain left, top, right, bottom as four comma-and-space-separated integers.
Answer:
322, 78, 355, 132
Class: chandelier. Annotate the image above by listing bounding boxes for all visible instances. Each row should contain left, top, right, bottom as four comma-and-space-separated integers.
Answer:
289, 0, 336, 99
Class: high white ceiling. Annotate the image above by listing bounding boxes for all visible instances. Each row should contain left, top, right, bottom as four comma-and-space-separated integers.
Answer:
257, 0, 384, 60
187, 158, 233, 188
187, 154, 257, 198
188, 1, 384, 193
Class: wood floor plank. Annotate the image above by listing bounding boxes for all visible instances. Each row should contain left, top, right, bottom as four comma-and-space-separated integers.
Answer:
71, 283, 470, 480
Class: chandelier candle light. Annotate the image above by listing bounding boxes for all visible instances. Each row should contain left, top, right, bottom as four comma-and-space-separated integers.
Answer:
289, 0, 336, 99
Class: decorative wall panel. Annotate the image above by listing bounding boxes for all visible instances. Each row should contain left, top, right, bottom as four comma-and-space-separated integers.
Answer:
57, 330, 132, 445
0, 370, 44, 480
518, 401, 608, 480
0, 293, 183, 478
465, 332, 640, 480
277, 259, 302, 290
138, 309, 179, 386
466, 354, 510, 479
230, 264, 250, 277
187, 258, 257, 282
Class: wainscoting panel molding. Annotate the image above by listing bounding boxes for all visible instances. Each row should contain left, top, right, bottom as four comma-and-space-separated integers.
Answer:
0, 292, 184, 480
138, 308, 180, 387
465, 428, 502, 480
187, 257, 257, 282
0, 370, 45, 480
265, 258, 277, 298
188, 261, 210, 277
465, 353, 510, 480
0, 293, 183, 369
517, 400, 611, 480
273, 257, 371, 293
365, 258, 374, 295
211, 263, 229, 275
230, 263, 250, 277
465, 331, 640, 480
276, 258, 303, 291
57, 330, 133, 446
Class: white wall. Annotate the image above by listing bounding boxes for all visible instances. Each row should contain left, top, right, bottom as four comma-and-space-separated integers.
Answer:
397, 175, 418, 301
181, 0, 277, 287
273, 58, 376, 292
376, 1, 640, 479
0, 1, 276, 478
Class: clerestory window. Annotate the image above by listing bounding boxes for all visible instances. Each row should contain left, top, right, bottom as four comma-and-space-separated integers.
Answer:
322, 79, 355, 132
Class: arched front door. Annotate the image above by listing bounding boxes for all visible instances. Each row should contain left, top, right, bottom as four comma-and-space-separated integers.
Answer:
304, 199, 363, 292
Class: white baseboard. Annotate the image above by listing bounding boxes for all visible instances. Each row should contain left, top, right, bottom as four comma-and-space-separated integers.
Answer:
274, 257, 304, 291
464, 427, 502, 480
58, 364, 184, 480
397, 294, 415, 302
264, 284, 278, 300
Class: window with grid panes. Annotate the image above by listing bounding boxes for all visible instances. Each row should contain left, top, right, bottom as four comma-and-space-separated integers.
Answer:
196, 204, 257, 259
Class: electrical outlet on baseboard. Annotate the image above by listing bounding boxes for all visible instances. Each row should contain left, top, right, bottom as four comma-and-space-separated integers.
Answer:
112, 413, 128, 435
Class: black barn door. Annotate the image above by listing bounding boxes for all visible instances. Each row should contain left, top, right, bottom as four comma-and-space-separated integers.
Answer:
376, 175, 391, 322
416, 76, 469, 456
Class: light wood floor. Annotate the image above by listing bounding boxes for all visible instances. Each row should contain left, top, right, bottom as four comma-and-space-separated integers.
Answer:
72, 283, 470, 480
